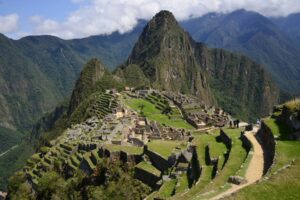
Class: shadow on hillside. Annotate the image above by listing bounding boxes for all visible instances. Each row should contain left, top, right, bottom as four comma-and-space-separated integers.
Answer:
274, 119, 293, 141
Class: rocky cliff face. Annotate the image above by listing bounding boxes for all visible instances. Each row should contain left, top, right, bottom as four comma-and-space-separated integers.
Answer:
118, 10, 280, 121
195, 44, 279, 120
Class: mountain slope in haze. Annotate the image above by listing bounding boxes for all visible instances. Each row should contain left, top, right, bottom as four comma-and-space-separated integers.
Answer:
270, 13, 300, 47
118, 10, 280, 121
181, 9, 300, 93
0, 23, 143, 131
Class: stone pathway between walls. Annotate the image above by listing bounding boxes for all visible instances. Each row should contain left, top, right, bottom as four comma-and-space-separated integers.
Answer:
210, 126, 264, 200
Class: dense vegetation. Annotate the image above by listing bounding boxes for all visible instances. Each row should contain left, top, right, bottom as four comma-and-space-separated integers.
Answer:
8, 159, 151, 200
0, 127, 23, 153
0, 142, 33, 190
0, 25, 142, 131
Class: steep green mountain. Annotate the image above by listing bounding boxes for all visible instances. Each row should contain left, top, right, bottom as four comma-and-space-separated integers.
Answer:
118, 10, 280, 121
0, 34, 64, 131
181, 9, 300, 94
117, 11, 212, 104
0, 23, 143, 131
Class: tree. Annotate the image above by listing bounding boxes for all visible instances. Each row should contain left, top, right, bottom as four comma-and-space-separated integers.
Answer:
138, 104, 145, 115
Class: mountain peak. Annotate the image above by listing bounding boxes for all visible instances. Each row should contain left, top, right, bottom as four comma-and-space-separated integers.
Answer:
147, 10, 178, 30
153, 10, 176, 21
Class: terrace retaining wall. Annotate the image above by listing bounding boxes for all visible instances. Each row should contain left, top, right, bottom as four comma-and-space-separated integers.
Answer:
134, 167, 161, 189
144, 146, 170, 172
256, 121, 275, 175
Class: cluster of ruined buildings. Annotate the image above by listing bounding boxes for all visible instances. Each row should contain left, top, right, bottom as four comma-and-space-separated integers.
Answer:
163, 92, 230, 129
21, 88, 235, 192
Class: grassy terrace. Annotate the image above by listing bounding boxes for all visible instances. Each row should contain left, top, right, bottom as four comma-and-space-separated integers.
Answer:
125, 97, 194, 130
262, 118, 300, 174
177, 128, 247, 199
226, 159, 300, 200
176, 130, 227, 198
222, 116, 300, 199
263, 117, 291, 138
104, 144, 143, 155
200, 129, 247, 194
147, 140, 186, 159
175, 174, 189, 194
156, 179, 177, 198
136, 161, 161, 177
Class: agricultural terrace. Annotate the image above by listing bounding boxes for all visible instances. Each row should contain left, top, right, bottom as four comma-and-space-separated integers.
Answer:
124, 95, 194, 130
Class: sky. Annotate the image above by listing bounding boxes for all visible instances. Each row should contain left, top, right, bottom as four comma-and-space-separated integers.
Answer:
1, 0, 300, 39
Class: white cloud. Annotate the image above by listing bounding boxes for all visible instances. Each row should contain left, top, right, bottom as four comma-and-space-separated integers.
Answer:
0, 13, 19, 33
29, 0, 300, 39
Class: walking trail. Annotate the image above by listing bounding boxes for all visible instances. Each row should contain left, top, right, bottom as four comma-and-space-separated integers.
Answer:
210, 126, 264, 200
0, 145, 19, 158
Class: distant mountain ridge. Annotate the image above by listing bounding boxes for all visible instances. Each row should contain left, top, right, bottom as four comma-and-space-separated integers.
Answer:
181, 9, 300, 93
1, 9, 300, 130
0, 22, 144, 130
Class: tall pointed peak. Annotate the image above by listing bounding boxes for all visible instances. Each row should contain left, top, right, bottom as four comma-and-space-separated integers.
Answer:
145, 10, 179, 32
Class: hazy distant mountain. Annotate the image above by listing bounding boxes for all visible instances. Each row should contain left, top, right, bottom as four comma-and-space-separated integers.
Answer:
181, 9, 300, 94
270, 13, 300, 47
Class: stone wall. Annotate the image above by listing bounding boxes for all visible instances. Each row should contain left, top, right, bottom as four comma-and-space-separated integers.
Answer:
79, 158, 94, 175
187, 146, 202, 186
98, 147, 142, 165
256, 121, 275, 175
78, 143, 97, 151
134, 167, 161, 189
144, 146, 170, 172
240, 132, 252, 153
217, 129, 232, 149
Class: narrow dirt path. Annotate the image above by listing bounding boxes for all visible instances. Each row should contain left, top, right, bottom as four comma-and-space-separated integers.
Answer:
0, 145, 19, 158
210, 127, 264, 200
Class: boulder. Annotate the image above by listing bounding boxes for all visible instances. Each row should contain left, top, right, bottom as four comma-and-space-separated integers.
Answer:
228, 176, 246, 185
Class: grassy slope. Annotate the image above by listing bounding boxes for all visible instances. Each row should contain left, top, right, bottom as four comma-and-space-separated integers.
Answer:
173, 131, 227, 199
147, 140, 186, 159
125, 98, 194, 129
223, 118, 300, 199
176, 128, 247, 199
104, 144, 143, 155
136, 161, 161, 176
226, 159, 300, 200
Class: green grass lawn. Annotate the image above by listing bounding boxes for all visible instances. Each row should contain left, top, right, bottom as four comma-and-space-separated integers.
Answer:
104, 144, 143, 155
147, 140, 186, 159
156, 179, 177, 198
175, 174, 189, 194
267, 140, 300, 175
263, 118, 291, 138
225, 159, 300, 200
223, 117, 300, 199
136, 161, 161, 176
125, 97, 194, 130
263, 118, 300, 174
